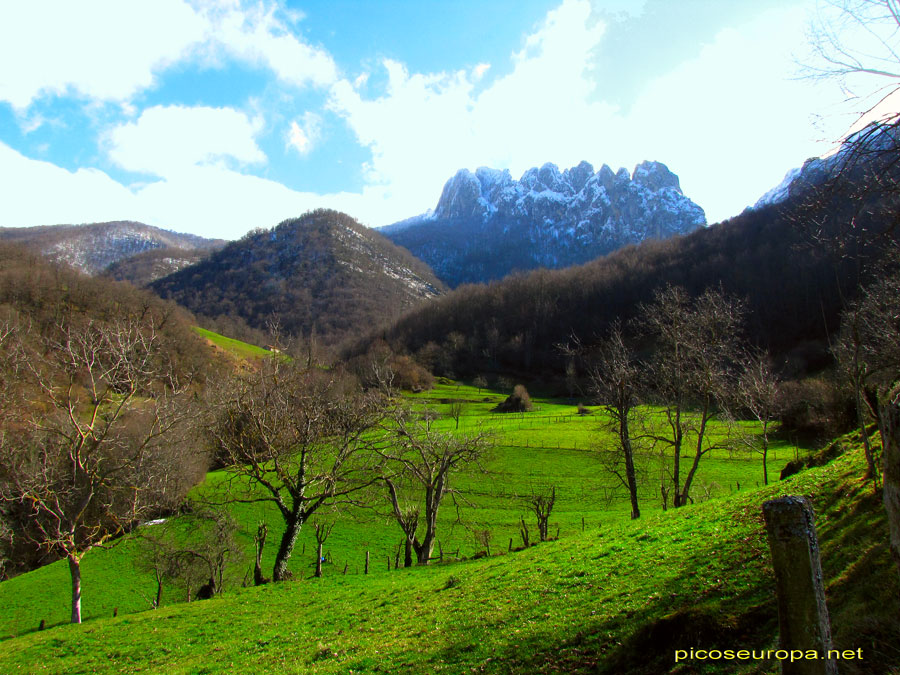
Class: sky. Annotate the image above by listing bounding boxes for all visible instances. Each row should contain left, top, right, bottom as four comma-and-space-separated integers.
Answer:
0, 0, 895, 239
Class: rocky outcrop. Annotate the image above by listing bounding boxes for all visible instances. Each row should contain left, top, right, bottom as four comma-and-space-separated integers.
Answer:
384, 160, 706, 287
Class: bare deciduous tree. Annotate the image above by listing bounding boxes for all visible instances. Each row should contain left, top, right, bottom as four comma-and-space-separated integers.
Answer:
138, 507, 244, 606
640, 286, 744, 508
378, 409, 490, 565
738, 352, 783, 487
845, 268, 900, 578
0, 318, 203, 623
313, 521, 334, 578
448, 400, 463, 430
524, 486, 556, 542
205, 358, 385, 582
587, 323, 644, 519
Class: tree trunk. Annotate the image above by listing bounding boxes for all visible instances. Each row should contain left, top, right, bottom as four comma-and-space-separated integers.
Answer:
621, 414, 640, 519
404, 537, 413, 568
68, 554, 82, 624
879, 398, 900, 581
417, 530, 435, 565
677, 406, 711, 508
856, 385, 877, 483
272, 515, 301, 582
154, 568, 163, 609
315, 542, 323, 578
254, 523, 268, 586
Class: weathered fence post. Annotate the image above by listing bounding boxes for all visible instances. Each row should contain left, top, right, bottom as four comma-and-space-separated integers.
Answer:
762, 496, 837, 675
365, 550, 370, 575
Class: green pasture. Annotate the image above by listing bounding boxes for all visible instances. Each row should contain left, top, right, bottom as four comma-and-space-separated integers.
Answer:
0, 380, 802, 641
191, 326, 270, 360
0, 441, 893, 674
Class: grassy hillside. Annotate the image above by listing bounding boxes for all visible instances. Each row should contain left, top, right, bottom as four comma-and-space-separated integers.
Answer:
0, 382, 790, 639
192, 326, 271, 360
0, 435, 893, 674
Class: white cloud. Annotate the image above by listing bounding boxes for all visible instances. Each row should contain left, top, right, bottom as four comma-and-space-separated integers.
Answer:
472, 63, 491, 80
612, 5, 846, 222
286, 112, 322, 155
327, 0, 851, 225
208, 2, 338, 88
0, 139, 391, 239
0, 0, 206, 109
0, 0, 337, 110
107, 105, 265, 176
0, 143, 139, 225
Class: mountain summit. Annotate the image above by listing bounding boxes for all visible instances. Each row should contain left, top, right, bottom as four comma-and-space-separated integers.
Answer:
383, 160, 706, 287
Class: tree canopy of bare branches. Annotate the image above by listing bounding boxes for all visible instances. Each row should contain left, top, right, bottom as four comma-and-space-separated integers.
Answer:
640, 286, 744, 508
377, 409, 491, 566
205, 358, 386, 581
0, 317, 204, 623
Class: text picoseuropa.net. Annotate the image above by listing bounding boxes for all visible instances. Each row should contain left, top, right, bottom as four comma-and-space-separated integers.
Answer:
674, 648, 864, 663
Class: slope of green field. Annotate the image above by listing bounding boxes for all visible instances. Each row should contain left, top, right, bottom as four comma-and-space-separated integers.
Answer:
0, 382, 796, 641
191, 326, 270, 360
0, 438, 894, 674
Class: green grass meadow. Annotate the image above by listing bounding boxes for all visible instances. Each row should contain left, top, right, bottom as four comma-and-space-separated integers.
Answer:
2, 382, 892, 674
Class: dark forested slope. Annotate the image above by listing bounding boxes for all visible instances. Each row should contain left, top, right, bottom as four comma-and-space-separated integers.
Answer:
151, 209, 445, 345
355, 190, 883, 379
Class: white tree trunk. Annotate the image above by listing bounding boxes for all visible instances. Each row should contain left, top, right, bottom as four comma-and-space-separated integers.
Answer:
68, 555, 82, 624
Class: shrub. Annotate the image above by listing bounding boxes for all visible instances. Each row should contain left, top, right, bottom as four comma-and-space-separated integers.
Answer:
493, 384, 533, 413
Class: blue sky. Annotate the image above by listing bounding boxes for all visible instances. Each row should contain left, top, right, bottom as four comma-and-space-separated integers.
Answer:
0, 0, 893, 239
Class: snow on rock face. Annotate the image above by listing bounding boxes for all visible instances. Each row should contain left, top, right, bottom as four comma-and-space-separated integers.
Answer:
750, 121, 900, 211
434, 169, 486, 220
387, 159, 706, 287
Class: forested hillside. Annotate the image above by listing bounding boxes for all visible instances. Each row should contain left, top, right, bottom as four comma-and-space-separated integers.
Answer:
151, 209, 445, 347
0, 221, 224, 276
0, 243, 219, 580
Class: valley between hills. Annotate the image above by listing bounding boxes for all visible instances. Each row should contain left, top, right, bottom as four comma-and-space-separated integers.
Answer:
1, 136, 899, 675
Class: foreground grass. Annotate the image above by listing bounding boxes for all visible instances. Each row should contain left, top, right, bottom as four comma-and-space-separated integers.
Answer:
0, 381, 796, 640
0, 439, 894, 674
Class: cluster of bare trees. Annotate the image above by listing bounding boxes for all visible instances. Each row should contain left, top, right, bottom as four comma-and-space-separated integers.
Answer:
573, 285, 781, 519
0, 312, 496, 625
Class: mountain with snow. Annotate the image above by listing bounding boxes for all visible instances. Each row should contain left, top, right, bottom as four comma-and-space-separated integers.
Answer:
382, 160, 706, 287
0, 221, 224, 276
752, 121, 900, 211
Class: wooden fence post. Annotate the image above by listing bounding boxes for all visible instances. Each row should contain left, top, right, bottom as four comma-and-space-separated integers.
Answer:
762, 496, 837, 675
365, 550, 369, 575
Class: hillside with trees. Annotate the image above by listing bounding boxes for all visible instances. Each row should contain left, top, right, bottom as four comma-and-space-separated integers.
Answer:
0, 221, 224, 276
150, 209, 446, 348
0, 242, 220, 586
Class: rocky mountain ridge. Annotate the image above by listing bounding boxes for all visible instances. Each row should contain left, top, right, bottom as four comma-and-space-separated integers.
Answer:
384, 160, 706, 287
